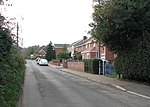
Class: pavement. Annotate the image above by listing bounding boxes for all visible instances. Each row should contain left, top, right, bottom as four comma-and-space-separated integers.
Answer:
49, 64, 150, 100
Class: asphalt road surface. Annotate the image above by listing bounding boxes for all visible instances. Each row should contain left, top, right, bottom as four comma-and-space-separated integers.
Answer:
21, 60, 150, 107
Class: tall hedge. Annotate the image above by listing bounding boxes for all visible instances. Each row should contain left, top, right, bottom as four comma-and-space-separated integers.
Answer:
115, 36, 150, 82
0, 47, 26, 107
0, 26, 12, 60
83, 59, 102, 74
0, 14, 26, 106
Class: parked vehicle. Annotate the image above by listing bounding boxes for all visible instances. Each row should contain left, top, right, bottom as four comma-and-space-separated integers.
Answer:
36, 57, 41, 64
39, 59, 48, 66
36, 57, 40, 61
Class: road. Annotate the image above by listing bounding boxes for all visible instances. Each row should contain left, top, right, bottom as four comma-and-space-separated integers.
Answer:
21, 60, 150, 107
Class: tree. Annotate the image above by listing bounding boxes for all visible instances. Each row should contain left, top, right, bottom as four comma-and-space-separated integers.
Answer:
91, 0, 150, 54
0, 15, 12, 61
63, 44, 67, 51
91, 0, 150, 82
57, 51, 69, 59
22, 45, 41, 59
0, 5, 26, 106
45, 41, 56, 61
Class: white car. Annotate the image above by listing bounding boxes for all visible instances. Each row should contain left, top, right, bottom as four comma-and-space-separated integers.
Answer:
39, 59, 48, 66
36, 57, 41, 64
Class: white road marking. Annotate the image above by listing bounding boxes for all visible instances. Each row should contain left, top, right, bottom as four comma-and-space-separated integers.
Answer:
113, 85, 126, 91
113, 85, 150, 100
127, 91, 150, 100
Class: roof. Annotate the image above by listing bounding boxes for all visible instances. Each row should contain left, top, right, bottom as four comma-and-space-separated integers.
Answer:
70, 40, 82, 46
39, 49, 46, 54
81, 47, 97, 54
74, 37, 96, 47
83, 37, 96, 45
74, 38, 89, 47
69, 36, 90, 47
54, 44, 70, 48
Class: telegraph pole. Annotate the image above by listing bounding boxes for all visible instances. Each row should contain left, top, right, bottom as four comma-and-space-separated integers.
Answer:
16, 22, 19, 47
98, 0, 100, 4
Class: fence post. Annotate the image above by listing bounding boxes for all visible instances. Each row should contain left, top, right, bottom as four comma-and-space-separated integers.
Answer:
103, 60, 105, 76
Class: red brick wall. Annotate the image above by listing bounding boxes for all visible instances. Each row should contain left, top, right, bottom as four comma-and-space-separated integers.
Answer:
55, 48, 63, 55
79, 46, 82, 52
105, 49, 115, 61
67, 62, 84, 72
52, 60, 60, 66
90, 43, 94, 48
90, 52, 97, 58
83, 45, 86, 50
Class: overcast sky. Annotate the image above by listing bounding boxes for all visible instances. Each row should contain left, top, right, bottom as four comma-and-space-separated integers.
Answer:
5, 0, 93, 47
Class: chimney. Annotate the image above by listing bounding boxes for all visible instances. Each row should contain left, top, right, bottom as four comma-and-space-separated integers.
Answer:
83, 36, 87, 40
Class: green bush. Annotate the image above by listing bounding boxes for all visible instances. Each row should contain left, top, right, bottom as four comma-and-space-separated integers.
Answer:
0, 13, 26, 107
91, 0, 150, 83
83, 59, 102, 74
57, 51, 69, 59
0, 47, 26, 107
115, 37, 150, 83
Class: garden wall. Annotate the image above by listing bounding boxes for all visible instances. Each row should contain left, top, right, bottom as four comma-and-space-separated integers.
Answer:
67, 61, 84, 72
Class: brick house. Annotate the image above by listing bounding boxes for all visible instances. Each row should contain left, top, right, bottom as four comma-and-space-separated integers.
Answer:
68, 36, 115, 61
39, 48, 46, 57
81, 37, 98, 59
68, 36, 87, 59
54, 44, 70, 55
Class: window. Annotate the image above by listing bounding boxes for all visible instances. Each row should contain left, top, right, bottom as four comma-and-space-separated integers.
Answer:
86, 44, 88, 49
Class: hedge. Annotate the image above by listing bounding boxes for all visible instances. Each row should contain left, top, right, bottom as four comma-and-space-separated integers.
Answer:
114, 37, 150, 83
0, 47, 26, 107
83, 59, 102, 74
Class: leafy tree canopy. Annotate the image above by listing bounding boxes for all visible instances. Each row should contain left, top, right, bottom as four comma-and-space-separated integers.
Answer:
0, 15, 12, 61
91, 0, 150, 54
45, 41, 56, 61
22, 45, 41, 58
0, 4, 26, 106
63, 44, 67, 51
91, 0, 150, 82
57, 51, 70, 59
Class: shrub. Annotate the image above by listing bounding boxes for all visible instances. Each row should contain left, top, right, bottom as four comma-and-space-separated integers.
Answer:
0, 47, 26, 107
91, 0, 150, 83
0, 12, 26, 107
115, 37, 150, 82
83, 59, 102, 74
57, 51, 70, 59
0, 26, 12, 61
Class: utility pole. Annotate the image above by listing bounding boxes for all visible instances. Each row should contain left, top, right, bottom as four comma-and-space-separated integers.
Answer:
98, 0, 100, 4
16, 22, 19, 47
